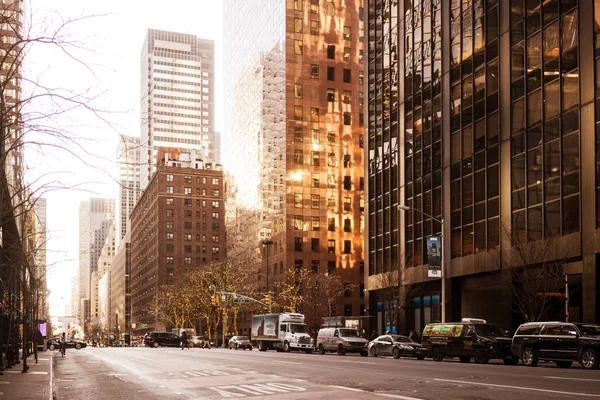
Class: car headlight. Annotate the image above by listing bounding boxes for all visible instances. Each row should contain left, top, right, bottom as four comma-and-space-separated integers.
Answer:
343, 341, 348, 345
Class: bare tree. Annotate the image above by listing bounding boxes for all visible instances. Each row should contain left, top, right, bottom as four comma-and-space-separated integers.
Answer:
302, 272, 353, 332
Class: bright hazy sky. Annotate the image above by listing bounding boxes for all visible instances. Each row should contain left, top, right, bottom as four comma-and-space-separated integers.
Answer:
27, 0, 224, 316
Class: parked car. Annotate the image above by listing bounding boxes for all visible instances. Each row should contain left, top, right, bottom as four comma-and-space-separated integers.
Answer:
228, 336, 253, 350
144, 331, 180, 348
47, 337, 87, 350
368, 335, 425, 359
422, 318, 516, 364
511, 322, 600, 369
316, 327, 368, 356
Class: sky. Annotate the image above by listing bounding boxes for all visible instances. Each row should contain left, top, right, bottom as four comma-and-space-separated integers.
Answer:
24, 0, 224, 316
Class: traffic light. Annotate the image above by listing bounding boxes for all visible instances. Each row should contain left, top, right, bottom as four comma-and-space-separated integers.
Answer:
263, 295, 270, 306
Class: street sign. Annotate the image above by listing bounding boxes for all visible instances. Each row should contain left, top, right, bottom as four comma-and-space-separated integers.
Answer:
233, 298, 251, 304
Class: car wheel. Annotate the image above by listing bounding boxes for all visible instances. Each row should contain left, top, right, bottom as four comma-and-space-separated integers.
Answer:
431, 348, 443, 362
75, 343, 82, 350
153, 342, 159, 348
337, 345, 346, 356
473, 349, 489, 364
369, 346, 377, 357
283, 341, 290, 352
503, 357, 519, 365
319, 344, 325, 355
48, 344, 55, 351
580, 349, 598, 370
555, 361, 573, 368
392, 347, 400, 359
521, 348, 538, 367
459, 356, 471, 363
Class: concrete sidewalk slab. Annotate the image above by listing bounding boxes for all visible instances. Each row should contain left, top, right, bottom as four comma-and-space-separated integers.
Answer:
0, 351, 53, 399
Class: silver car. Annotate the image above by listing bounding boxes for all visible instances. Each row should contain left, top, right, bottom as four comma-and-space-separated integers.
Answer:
228, 335, 253, 350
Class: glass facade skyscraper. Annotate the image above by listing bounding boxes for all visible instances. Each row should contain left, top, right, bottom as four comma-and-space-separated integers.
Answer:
367, 0, 599, 334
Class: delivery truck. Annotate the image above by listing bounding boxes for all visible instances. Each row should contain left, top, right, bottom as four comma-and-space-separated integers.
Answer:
251, 312, 314, 353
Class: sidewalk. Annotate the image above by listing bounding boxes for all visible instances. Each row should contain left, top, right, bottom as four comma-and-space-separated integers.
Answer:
0, 350, 53, 400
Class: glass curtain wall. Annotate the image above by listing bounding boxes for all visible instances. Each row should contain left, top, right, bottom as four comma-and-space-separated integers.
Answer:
510, 0, 580, 243
595, 2, 600, 228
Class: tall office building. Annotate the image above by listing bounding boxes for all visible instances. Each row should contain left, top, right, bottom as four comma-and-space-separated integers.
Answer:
366, 0, 599, 333
77, 198, 115, 326
116, 135, 141, 245
224, 0, 366, 325
140, 29, 217, 189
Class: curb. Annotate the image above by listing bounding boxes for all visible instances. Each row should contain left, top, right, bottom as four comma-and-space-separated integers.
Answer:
49, 350, 55, 400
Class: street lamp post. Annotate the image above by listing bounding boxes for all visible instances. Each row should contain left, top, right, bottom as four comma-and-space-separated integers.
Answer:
262, 240, 274, 313
398, 205, 446, 323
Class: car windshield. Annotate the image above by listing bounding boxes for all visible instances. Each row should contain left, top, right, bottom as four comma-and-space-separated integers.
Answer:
576, 324, 600, 336
236, 336, 248, 340
391, 335, 412, 343
338, 329, 360, 337
474, 324, 507, 338
289, 324, 307, 334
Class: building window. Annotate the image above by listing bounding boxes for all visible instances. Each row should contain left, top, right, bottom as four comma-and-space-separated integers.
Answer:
184, 257, 192, 264
166, 256, 174, 264
184, 187, 192, 195
311, 129, 320, 144
294, 127, 303, 143
311, 194, 320, 209
311, 151, 320, 166
295, 83, 303, 98
295, 237, 303, 252
294, 18, 303, 33
294, 0, 302, 10
328, 217, 335, 231
294, 105, 303, 120
311, 260, 319, 273
328, 239, 335, 253
327, 45, 335, 59
184, 199, 192, 207
311, 64, 319, 79
212, 201, 220, 208
343, 26, 351, 40
327, 88, 335, 102
343, 176, 351, 190
343, 69, 351, 83
311, 107, 319, 123
343, 112, 351, 125
294, 193, 303, 208
359, 177, 364, 191
327, 174, 336, 188
343, 154, 351, 168
212, 189, 220, 196
327, 132, 336, 145
166, 209, 174, 217
343, 197, 351, 211
294, 215, 304, 230
212, 247, 219, 255
310, 20, 319, 35
344, 218, 351, 232
212, 212, 219, 219
166, 174, 173, 182
327, 1, 334, 16
295, 40, 303, 55
212, 235, 219, 243
343, 240, 351, 254
166, 186, 174, 193
311, 238, 319, 252
328, 152, 336, 167
166, 197, 174, 205
359, 134, 364, 148
212, 223, 219, 232
166, 244, 174, 252
184, 221, 192, 229
342, 90, 351, 104
166, 232, 174, 240
184, 234, 192, 241
327, 196, 336, 208
312, 217, 320, 231
166, 221, 173, 229
294, 149, 304, 164
343, 47, 351, 62
310, 0, 319, 13
312, 173, 320, 187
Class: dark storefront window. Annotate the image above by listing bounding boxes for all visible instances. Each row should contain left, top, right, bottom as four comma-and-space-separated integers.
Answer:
449, 0, 499, 259
510, 0, 580, 242
403, 0, 443, 267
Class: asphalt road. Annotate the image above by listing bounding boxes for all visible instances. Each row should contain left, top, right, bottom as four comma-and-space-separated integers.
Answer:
53, 346, 600, 399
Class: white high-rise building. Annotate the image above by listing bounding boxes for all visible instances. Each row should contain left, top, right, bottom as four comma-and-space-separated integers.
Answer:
116, 135, 141, 246
140, 29, 217, 189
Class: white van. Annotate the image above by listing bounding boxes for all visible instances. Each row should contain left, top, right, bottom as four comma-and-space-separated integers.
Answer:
316, 327, 368, 356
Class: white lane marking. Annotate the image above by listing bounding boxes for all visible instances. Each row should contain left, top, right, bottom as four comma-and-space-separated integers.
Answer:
270, 360, 302, 365
328, 385, 364, 392
376, 394, 424, 400
544, 376, 600, 382
335, 360, 376, 365
434, 378, 600, 397
3, 371, 47, 375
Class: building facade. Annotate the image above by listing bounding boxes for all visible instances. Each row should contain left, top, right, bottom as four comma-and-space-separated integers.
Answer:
366, 0, 600, 334
90, 224, 115, 334
130, 154, 225, 334
140, 29, 218, 189
116, 135, 141, 246
224, 0, 366, 329
110, 230, 131, 341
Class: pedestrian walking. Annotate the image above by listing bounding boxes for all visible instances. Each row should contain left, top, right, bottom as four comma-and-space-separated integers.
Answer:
180, 331, 189, 350
60, 332, 66, 357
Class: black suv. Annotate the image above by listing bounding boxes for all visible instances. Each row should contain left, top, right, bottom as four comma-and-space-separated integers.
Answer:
511, 322, 600, 369
144, 331, 180, 348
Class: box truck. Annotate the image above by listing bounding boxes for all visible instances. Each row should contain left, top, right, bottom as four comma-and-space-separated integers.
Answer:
251, 312, 313, 353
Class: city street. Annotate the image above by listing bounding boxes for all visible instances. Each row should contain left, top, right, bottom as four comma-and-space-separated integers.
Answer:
52, 347, 600, 399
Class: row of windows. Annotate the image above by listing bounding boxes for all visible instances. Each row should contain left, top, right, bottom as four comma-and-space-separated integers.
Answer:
153, 68, 208, 80
153, 77, 211, 89
290, 172, 364, 191
165, 229, 220, 240
307, 65, 355, 83
294, 84, 361, 105
294, 19, 359, 42
153, 102, 209, 112
165, 214, 219, 229
153, 60, 210, 73
294, 237, 353, 254
165, 235, 219, 247
292, 151, 358, 168
292, 213, 364, 232
165, 253, 219, 264
293, 0, 364, 20
293, 106, 360, 126
293, 194, 363, 211
292, 128, 364, 148
166, 175, 220, 185
164, 209, 220, 222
